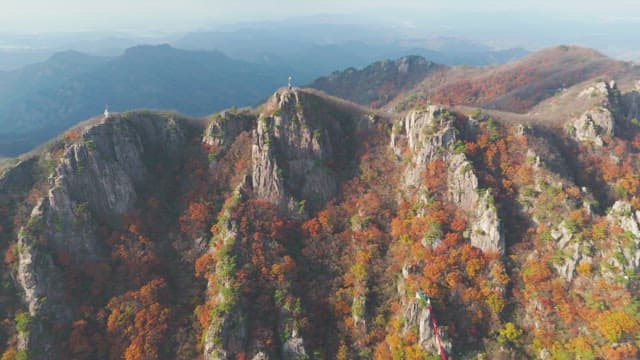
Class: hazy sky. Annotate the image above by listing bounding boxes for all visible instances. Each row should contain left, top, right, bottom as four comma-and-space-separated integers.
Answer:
2, 0, 640, 61
2, 0, 640, 33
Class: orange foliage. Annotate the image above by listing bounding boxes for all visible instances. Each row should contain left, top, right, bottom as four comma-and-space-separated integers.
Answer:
107, 278, 170, 360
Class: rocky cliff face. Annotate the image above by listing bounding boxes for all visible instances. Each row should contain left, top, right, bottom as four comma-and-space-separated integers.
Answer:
391, 106, 457, 187
251, 88, 354, 217
402, 301, 452, 355
569, 107, 615, 146
607, 201, 640, 272
0, 158, 40, 356
448, 153, 505, 253
203, 110, 254, 149
6, 73, 640, 359
13, 112, 195, 358
391, 107, 505, 253
569, 81, 622, 146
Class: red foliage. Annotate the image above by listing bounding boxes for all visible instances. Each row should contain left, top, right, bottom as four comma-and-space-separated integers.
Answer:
106, 278, 170, 360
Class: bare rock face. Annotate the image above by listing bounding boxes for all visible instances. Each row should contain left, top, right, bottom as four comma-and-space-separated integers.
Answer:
471, 191, 505, 253
281, 330, 306, 360
402, 301, 452, 356
252, 119, 286, 206
569, 106, 615, 146
15, 113, 192, 357
203, 110, 254, 148
203, 307, 247, 360
448, 153, 505, 253
606, 201, 640, 272
549, 223, 582, 282
578, 81, 611, 99
569, 81, 622, 146
448, 153, 478, 210
391, 106, 457, 186
252, 89, 346, 218
203, 187, 247, 360
391, 108, 504, 253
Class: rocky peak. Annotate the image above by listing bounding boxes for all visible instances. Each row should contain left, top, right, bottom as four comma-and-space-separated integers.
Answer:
14, 112, 195, 357
569, 81, 622, 146
203, 110, 254, 148
251, 88, 358, 217
391, 106, 457, 186
309, 55, 442, 107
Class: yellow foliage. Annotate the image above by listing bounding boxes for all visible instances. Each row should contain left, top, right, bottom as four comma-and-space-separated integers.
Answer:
465, 258, 483, 280
1, 348, 16, 360
576, 261, 592, 277
486, 292, 505, 315
566, 336, 594, 359
596, 310, 637, 342
336, 341, 349, 360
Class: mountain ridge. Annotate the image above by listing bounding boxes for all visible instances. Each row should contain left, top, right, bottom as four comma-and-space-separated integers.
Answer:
0, 44, 292, 157
3, 45, 640, 359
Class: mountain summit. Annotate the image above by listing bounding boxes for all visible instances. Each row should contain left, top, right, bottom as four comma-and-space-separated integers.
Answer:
2, 47, 640, 359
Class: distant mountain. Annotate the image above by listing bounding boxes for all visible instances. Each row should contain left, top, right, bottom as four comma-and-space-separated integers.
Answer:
309, 55, 445, 107
0, 32, 174, 71
0, 44, 291, 156
0, 50, 109, 106
175, 26, 528, 81
311, 46, 639, 115
412, 46, 632, 113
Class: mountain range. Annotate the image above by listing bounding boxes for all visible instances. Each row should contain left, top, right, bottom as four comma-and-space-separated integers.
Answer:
0, 25, 527, 158
0, 45, 291, 157
2, 45, 640, 359
0, 35, 524, 157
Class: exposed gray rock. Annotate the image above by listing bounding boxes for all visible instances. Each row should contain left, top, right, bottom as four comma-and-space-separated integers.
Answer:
578, 81, 610, 99
16, 199, 71, 358
391, 106, 457, 186
402, 301, 452, 356
555, 242, 581, 282
448, 153, 505, 253
568, 106, 615, 146
203, 110, 254, 148
252, 119, 286, 207
569, 81, 624, 146
352, 295, 367, 330
282, 330, 306, 360
448, 154, 478, 210
470, 191, 505, 253
607, 201, 640, 271
252, 89, 342, 217
515, 123, 533, 137
15, 113, 193, 358
203, 306, 247, 360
